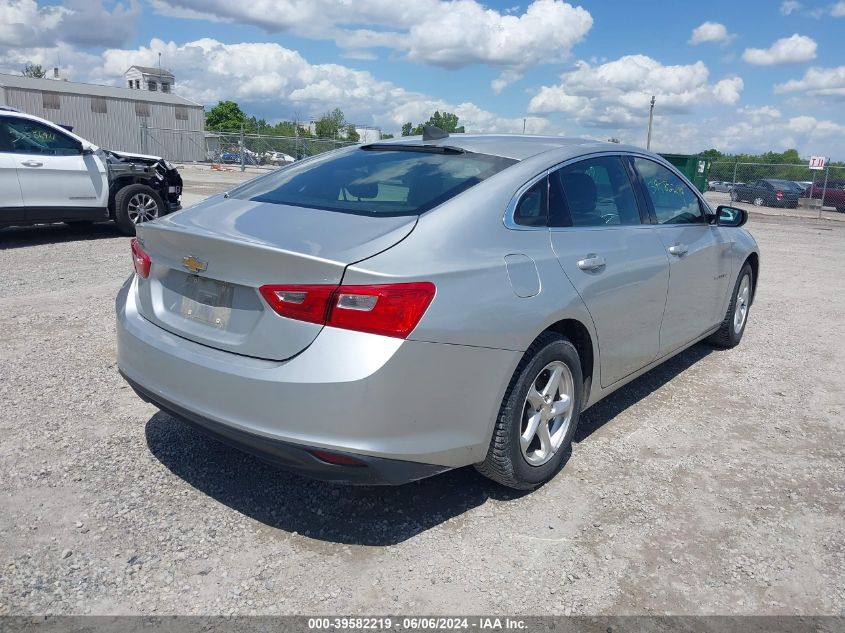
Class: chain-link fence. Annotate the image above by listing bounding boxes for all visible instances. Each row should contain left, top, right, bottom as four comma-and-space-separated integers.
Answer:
707, 161, 845, 212
138, 125, 357, 170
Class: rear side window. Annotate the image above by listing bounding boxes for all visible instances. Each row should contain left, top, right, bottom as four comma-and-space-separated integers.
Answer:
1, 118, 80, 156
549, 156, 641, 227
513, 178, 548, 227
633, 157, 705, 225
230, 147, 516, 216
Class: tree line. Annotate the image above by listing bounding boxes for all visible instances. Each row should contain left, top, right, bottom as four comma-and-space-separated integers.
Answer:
204, 101, 469, 141
205, 101, 401, 141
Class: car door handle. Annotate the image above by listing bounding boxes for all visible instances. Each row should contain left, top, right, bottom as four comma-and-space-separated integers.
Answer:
20, 160, 43, 167
668, 244, 688, 257
577, 254, 606, 271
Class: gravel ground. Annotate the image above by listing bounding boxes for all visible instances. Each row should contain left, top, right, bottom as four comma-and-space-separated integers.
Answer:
0, 204, 843, 616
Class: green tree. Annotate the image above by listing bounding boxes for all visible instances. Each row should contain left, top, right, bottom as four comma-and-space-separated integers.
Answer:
402, 111, 466, 136
425, 110, 464, 133
700, 148, 723, 160
314, 108, 347, 139
23, 63, 47, 78
381, 132, 394, 139
345, 124, 360, 142
205, 101, 247, 131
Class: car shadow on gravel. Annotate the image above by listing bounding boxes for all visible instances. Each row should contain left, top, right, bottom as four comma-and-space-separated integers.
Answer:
574, 342, 713, 442
144, 342, 714, 547
0, 222, 124, 248
144, 413, 528, 546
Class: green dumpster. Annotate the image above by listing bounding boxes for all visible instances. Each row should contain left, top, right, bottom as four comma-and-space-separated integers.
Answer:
658, 153, 712, 193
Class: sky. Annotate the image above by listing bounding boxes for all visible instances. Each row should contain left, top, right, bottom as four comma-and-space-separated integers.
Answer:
1, 0, 844, 158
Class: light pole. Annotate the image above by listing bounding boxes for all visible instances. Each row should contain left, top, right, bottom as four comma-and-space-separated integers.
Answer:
646, 96, 655, 150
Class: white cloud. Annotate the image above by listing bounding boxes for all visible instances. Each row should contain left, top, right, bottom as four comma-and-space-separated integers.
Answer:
709, 113, 845, 157
775, 65, 845, 98
742, 34, 817, 65
780, 0, 802, 14
0, 36, 551, 135
831, 1, 845, 16
689, 21, 734, 45
737, 105, 782, 124
152, 0, 592, 79
401, 0, 592, 70
0, 0, 139, 49
527, 55, 743, 128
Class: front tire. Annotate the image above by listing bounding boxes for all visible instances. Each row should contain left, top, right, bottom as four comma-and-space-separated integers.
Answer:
114, 184, 164, 236
708, 263, 753, 348
476, 332, 583, 490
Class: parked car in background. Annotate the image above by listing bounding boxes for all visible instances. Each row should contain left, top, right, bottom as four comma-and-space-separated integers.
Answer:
0, 109, 181, 235
707, 180, 743, 193
805, 180, 845, 212
117, 132, 759, 490
221, 148, 266, 165
264, 151, 295, 166
731, 179, 799, 208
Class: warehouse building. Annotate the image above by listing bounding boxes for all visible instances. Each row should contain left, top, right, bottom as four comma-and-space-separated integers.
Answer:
0, 71, 205, 161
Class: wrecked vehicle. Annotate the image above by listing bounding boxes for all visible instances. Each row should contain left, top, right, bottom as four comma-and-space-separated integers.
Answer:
0, 107, 182, 235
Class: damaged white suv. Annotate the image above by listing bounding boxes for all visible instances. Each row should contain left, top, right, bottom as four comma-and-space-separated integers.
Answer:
0, 107, 182, 235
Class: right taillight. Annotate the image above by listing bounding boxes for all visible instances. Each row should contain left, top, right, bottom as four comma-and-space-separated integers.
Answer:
259, 282, 436, 339
130, 238, 151, 279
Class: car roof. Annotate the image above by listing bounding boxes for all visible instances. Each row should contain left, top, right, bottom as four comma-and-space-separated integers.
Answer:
368, 134, 633, 161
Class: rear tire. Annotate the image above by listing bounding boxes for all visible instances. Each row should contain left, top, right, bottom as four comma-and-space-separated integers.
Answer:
114, 184, 164, 236
708, 263, 753, 348
730, 190, 740, 202
476, 332, 583, 490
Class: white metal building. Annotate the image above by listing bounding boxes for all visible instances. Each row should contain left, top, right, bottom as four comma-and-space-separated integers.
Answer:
0, 73, 205, 161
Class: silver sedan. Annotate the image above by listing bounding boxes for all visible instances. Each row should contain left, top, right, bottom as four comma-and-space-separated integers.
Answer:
116, 132, 759, 489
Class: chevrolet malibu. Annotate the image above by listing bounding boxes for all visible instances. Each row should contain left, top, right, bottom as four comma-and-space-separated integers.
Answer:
117, 132, 759, 489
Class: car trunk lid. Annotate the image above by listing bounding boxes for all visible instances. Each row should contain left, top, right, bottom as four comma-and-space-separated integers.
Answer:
133, 195, 417, 360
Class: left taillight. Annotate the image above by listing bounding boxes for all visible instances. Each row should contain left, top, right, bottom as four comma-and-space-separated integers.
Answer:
259, 282, 436, 339
130, 238, 151, 279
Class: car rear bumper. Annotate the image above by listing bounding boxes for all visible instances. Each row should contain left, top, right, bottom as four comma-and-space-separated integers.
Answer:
123, 372, 450, 485
116, 275, 520, 480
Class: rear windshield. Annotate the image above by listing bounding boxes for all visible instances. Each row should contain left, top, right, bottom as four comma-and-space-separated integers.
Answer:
228, 146, 517, 216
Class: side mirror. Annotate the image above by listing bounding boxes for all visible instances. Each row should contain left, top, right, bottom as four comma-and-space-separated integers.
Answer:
715, 205, 748, 228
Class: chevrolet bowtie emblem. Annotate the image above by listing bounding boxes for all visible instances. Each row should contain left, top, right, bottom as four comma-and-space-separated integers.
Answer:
182, 255, 208, 274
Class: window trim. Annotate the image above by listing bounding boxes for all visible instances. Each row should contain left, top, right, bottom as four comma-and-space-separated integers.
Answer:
504, 150, 715, 231
505, 151, 645, 230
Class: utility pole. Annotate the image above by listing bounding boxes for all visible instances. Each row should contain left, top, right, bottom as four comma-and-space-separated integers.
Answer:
523, 118, 526, 134
239, 122, 245, 173
646, 96, 655, 150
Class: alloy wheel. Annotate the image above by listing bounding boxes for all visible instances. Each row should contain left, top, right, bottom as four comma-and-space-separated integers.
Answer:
733, 274, 751, 334
520, 361, 575, 466
127, 193, 160, 224
753, 197, 765, 206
